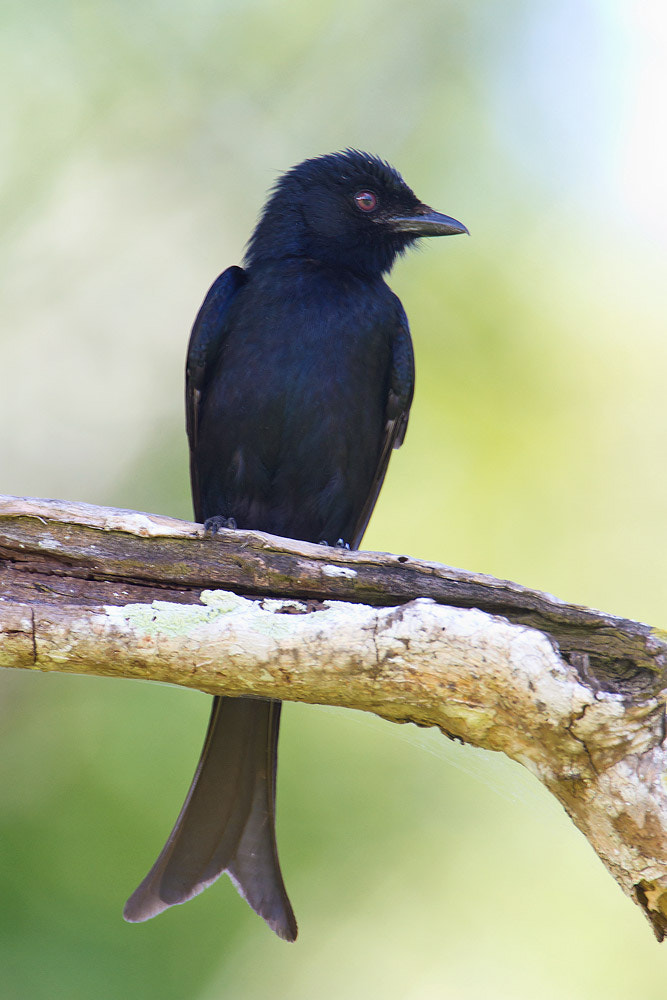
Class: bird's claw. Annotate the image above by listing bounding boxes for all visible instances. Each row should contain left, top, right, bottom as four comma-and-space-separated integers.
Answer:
318, 538, 350, 549
204, 515, 238, 535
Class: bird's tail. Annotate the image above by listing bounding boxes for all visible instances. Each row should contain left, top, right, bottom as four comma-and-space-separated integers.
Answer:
123, 696, 297, 941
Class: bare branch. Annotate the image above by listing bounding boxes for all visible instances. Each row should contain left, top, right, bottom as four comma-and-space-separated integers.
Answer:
2, 494, 667, 939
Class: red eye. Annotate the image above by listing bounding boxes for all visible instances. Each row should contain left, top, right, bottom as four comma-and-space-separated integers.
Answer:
354, 190, 378, 212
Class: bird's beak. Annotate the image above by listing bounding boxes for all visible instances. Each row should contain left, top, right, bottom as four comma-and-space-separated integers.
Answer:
388, 205, 469, 237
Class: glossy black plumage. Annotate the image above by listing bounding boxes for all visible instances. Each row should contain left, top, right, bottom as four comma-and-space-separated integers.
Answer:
124, 150, 466, 940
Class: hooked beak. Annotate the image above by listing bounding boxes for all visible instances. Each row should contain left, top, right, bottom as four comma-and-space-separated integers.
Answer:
388, 204, 469, 237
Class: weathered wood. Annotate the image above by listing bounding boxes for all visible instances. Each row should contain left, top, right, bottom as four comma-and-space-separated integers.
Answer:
2, 496, 665, 695
2, 494, 667, 940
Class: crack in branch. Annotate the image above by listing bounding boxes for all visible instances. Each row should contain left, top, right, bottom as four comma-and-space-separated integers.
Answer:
565, 701, 599, 777
30, 608, 37, 664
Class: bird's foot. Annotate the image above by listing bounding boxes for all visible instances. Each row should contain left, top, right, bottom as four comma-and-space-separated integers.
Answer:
318, 538, 350, 549
204, 515, 238, 535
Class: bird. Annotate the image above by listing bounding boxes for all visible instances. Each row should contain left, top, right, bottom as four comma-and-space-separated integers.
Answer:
123, 149, 467, 941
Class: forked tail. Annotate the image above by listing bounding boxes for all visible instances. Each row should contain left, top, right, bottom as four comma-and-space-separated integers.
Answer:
123, 696, 297, 941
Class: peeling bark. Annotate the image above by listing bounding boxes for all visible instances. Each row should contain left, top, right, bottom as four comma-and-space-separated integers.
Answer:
1, 494, 667, 938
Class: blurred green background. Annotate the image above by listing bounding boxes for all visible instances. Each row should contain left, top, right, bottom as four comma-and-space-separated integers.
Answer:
2, 0, 667, 996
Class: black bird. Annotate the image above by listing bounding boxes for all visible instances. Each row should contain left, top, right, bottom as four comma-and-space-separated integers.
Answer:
123, 150, 467, 940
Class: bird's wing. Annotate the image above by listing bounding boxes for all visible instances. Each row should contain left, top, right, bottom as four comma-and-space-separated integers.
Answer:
186, 265, 247, 518
351, 303, 415, 548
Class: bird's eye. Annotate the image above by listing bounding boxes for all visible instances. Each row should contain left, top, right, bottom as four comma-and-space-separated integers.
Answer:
354, 190, 378, 213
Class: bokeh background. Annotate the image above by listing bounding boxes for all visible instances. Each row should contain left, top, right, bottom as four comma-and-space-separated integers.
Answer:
2, 0, 667, 996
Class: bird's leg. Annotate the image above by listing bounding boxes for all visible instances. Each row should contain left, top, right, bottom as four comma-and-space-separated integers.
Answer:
318, 538, 351, 549
204, 515, 238, 534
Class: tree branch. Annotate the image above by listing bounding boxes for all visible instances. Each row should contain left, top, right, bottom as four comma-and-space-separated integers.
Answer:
2, 494, 667, 939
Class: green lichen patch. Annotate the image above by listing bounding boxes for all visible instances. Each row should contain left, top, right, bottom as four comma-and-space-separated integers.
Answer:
105, 590, 250, 637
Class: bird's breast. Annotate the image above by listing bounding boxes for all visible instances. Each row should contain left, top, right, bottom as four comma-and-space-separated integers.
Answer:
196, 268, 398, 540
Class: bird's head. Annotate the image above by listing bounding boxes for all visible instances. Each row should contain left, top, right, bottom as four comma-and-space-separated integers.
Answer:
244, 149, 467, 278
